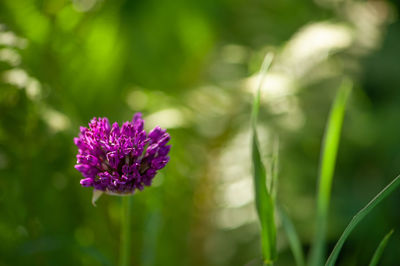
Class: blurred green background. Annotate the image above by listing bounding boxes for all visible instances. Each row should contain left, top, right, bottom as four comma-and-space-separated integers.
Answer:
1, 0, 400, 265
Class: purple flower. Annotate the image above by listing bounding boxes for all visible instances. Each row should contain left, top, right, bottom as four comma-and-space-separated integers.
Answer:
74, 113, 170, 195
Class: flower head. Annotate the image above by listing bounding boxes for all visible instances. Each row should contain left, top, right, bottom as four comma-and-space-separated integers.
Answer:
74, 113, 170, 195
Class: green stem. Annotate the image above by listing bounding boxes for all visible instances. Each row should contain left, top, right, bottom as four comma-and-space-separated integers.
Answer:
120, 196, 132, 266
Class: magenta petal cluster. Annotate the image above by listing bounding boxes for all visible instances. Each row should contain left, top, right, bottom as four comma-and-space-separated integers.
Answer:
74, 113, 170, 194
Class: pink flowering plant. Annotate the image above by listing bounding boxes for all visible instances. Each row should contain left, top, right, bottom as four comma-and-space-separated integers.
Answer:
74, 113, 170, 195
74, 113, 170, 266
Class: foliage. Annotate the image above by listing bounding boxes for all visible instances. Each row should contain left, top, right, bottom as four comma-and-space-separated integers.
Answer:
1, 0, 400, 265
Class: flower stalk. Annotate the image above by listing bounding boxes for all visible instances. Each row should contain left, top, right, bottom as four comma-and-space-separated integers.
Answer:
120, 196, 132, 266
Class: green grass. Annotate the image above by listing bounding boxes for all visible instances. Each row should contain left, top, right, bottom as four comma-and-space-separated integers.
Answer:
325, 175, 400, 266
251, 53, 277, 264
309, 80, 352, 266
250, 68, 400, 266
278, 205, 306, 266
369, 229, 394, 266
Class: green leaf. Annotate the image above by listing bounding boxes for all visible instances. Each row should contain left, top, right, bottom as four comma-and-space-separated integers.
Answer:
325, 175, 400, 266
309, 80, 352, 266
369, 229, 394, 266
92, 189, 103, 206
278, 206, 306, 266
251, 53, 277, 264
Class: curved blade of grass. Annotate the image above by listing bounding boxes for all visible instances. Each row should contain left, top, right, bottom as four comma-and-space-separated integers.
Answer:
369, 229, 394, 266
325, 175, 400, 266
251, 53, 277, 264
270, 137, 279, 201
278, 205, 306, 266
309, 80, 352, 266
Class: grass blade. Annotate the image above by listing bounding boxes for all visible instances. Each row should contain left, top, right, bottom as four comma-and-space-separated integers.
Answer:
278, 206, 306, 266
251, 53, 277, 264
325, 175, 400, 266
309, 80, 352, 266
251, 53, 274, 125
270, 137, 279, 200
369, 229, 394, 266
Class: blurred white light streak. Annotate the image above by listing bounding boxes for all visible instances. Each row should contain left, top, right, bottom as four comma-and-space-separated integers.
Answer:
214, 128, 271, 229
2, 68, 43, 101
281, 22, 353, 77
216, 205, 257, 229
126, 90, 148, 110
2, 68, 29, 88
145, 108, 186, 129
219, 178, 253, 208
0, 48, 21, 66
73, 0, 98, 12
25, 79, 42, 101
245, 72, 295, 100
41, 107, 71, 132
0, 31, 27, 48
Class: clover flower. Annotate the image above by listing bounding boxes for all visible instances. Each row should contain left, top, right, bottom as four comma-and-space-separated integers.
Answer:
74, 113, 170, 195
